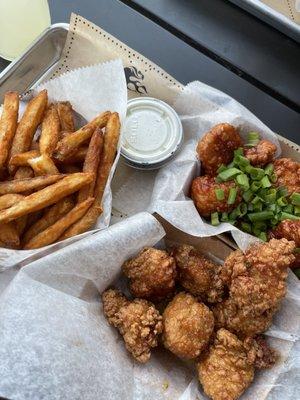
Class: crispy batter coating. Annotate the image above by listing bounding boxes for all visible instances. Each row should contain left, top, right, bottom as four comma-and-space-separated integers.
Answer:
244, 139, 277, 167
214, 239, 295, 337
244, 335, 277, 369
197, 123, 243, 175
269, 219, 300, 268
198, 329, 254, 400
122, 247, 176, 302
102, 288, 163, 363
163, 292, 214, 359
191, 176, 242, 218
171, 244, 223, 303
273, 158, 300, 195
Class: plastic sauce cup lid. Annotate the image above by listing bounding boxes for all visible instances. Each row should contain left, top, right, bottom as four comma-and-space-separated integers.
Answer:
121, 97, 183, 169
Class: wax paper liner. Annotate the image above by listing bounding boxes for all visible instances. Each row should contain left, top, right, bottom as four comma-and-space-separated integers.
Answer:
0, 59, 127, 270
0, 212, 299, 400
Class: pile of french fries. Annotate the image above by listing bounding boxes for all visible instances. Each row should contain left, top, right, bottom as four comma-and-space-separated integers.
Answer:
0, 89, 120, 250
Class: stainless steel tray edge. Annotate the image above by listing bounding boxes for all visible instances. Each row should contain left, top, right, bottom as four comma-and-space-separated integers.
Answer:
0, 23, 69, 101
228, 0, 300, 42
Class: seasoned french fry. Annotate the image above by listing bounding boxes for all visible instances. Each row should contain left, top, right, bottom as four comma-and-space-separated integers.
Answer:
56, 101, 75, 133
0, 92, 19, 170
0, 223, 20, 248
78, 128, 103, 203
24, 197, 94, 249
15, 216, 28, 236
28, 154, 59, 176
0, 172, 93, 223
9, 89, 48, 174
63, 146, 88, 164
60, 113, 120, 239
0, 174, 63, 195
59, 203, 102, 241
39, 104, 60, 156
0, 194, 24, 210
10, 150, 40, 167
22, 196, 74, 245
14, 166, 34, 180
54, 111, 110, 161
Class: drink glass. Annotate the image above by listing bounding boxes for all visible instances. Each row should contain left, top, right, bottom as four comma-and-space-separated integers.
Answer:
0, 0, 51, 61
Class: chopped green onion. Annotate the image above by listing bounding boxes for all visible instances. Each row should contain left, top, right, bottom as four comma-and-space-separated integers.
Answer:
277, 187, 288, 198
227, 187, 238, 205
294, 206, 300, 215
270, 173, 277, 183
250, 168, 265, 181
283, 204, 294, 214
251, 181, 261, 192
229, 208, 239, 221
294, 268, 300, 278
248, 211, 274, 222
239, 203, 248, 216
264, 163, 274, 176
235, 155, 250, 168
243, 189, 253, 203
221, 212, 228, 222
215, 188, 225, 201
217, 164, 226, 174
218, 168, 242, 182
277, 197, 288, 207
252, 196, 262, 205
265, 189, 277, 204
234, 148, 244, 157
253, 221, 267, 231
261, 175, 271, 188
258, 232, 267, 242
279, 212, 300, 221
270, 218, 279, 227
247, 203, 254, 212
290, 192, 300, 206
245, 131, 260, 147
267, 203, 277, 212
241, 222, 252, 234
253, 201, 263, 212
211, 212, 220, 226
236, 174, 249, 190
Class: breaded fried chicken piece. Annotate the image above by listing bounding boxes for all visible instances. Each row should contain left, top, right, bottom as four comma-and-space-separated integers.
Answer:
191, 176, 241, 218
163, 292, 214, 359
171, 244, 223, 303
198, 329, 254, 400
122, 247, 176, 302
102, 288, 163, 363
269, 219, 300, 268
214, 239, 295, 337
244, 139, 277, 167
197, 123, 243, 175
273, 158, 300, 195
244, 335, 277, 370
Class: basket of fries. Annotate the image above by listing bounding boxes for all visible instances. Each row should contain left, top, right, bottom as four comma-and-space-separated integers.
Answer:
0, 59, 127, 268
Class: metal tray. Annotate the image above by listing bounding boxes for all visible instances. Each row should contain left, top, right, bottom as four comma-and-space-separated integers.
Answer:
228, 0, 300, 42
0, 23, 69, 102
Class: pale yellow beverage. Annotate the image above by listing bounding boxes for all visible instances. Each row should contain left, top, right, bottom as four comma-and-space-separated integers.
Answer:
0, 0, 51, 61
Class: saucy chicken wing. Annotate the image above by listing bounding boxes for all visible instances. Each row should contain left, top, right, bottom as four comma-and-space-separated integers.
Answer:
197, 123, 243, 175
273, 158, 300, 195
244, 139, 277, 167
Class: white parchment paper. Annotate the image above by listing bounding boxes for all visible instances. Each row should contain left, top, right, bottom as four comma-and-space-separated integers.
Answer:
112, 80, 281, 250
0, 59, 127, 270
0, 212, 299, 400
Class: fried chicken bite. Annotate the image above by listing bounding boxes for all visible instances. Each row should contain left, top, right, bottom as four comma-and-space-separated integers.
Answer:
198, 329, 254, 400
273, 158, 300, 195
122, 247, 176, 302
102, 288, 163, 363
214, 239, 295, 337
163, 292, 214, 359
269, 219, 300, 268
191, 176, 242, 218
171, 244, 223, 303
197, 123, 243, 175
244, 335, 277, 370
244, 139, 277, 167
